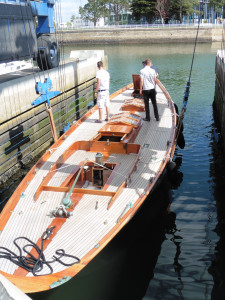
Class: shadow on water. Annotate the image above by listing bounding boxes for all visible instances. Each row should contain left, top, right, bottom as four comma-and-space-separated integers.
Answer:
28, 171, 182, 300
167, 154, 184, 191
166, 155, 184, 283
208, 122, 225, 300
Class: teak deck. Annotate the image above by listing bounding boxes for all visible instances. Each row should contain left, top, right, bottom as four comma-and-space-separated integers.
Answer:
0, 79, 177, 293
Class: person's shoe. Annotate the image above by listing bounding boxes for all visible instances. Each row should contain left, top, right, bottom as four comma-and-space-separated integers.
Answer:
143, 118, 150, 121
105, 118, 109, 121
95, 120, 103, 123
156, 117, 160, 121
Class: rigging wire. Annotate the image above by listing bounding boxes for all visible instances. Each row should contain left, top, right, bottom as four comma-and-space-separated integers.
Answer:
2, 15, 15, 117
18, 0, 38, 83
38, 34, 51, 79
45, 156, 164, 182
188, 17, 200, 84
54, 0, 68, 130
176, 15, 201, 142
220, 20, 225, 59
8, 0, 40, 163
47, 159, 129, 180
54, 0, 64, 103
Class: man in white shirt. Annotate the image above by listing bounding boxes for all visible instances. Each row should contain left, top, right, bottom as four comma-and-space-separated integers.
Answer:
142, 59, 159, 77
94, 61, 110, 123
140, 59, 159, 122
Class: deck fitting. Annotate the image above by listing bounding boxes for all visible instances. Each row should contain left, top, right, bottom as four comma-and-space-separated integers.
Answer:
50, 276, 71, 289
95, 201, 98, 210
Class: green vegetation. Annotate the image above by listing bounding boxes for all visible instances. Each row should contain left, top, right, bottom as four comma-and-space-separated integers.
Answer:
209, 0, 225, 13
77, 0, 225, 25
131, 0, 156, 23
79, 0, 130, 26
105, 1, 131, 25
131, 0, 199, 24
171, 0, 199, 23
79, 0, 108, 26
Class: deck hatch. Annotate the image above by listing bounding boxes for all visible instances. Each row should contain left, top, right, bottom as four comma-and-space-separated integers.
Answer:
94, 112, 142, 143
107, 112, 141, 128
121, 98, 145, 112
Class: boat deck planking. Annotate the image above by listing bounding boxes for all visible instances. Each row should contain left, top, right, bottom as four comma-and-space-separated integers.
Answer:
0, 82, 177, 292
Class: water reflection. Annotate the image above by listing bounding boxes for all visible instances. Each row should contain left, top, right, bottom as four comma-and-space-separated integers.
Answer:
208, 124, 225, 300
167, 155, 184, 190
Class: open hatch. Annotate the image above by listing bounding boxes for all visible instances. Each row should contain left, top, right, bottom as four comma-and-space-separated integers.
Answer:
92, 112, 142, 144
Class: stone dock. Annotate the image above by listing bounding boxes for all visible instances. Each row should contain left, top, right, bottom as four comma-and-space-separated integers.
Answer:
0, 51, 107, 184
214, 49, 225, 152
60, 26, 223, 44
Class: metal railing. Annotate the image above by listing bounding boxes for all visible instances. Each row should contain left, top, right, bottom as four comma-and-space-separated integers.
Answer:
56, 22, 223, 31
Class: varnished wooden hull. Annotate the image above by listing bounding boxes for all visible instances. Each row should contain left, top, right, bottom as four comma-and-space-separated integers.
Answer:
0, 81, 177, 293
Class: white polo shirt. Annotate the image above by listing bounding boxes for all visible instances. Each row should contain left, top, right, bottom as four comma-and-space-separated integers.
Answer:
96, 69, 110, 90
140, 66, 156, 90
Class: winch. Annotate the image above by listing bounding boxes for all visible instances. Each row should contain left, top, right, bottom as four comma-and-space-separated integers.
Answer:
49, 205, 73, 218
95, 152, 103, 165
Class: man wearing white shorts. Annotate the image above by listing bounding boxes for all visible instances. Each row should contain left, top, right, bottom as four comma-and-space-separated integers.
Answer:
94, 61, 110, 123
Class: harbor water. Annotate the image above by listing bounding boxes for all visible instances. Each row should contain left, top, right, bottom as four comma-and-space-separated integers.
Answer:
1, 42, 225, 300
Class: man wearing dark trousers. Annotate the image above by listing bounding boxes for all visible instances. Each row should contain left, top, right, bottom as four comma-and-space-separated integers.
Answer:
139, 59, 159, 122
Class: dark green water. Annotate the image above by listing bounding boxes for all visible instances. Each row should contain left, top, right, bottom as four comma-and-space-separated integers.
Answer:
3, 42, 225, 299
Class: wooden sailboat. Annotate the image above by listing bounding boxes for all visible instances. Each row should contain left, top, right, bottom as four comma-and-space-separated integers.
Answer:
0, 76, 177, 293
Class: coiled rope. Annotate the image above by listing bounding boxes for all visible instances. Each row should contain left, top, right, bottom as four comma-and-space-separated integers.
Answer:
0, 226, 80, 276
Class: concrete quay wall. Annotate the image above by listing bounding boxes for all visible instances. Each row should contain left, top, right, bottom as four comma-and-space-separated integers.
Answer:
0, 51, 106, 184
214, 50, 225, 152
60, 27, 223, 44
